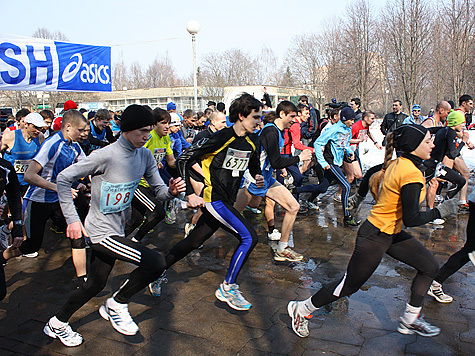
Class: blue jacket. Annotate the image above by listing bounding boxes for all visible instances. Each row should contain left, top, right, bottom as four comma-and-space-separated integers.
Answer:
314, 120, 353, 168
169, 131, 191, 156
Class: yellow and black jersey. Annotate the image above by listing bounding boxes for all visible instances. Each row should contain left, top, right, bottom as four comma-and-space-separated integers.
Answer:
178, 127, 260, 203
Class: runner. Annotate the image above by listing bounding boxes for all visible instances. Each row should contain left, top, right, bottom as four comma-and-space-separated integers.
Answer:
2, 112, 46, 195
183, 111, 228, 237
427, 185, 475, 303
164, 93, 264, 310
125, 108, 173, 243
423, 111, 467, 222
235, 100, 312, 261
0, 158, 23, 301
43, 104, 185, 346
287, 124, 458, 338
88, 109, 116, 153
313, 107, 359, 226
2, 110, 89, 281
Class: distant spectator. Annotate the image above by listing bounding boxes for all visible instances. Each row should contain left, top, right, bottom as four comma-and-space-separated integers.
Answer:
53, 100, 77, 131
7, 108, 30, 131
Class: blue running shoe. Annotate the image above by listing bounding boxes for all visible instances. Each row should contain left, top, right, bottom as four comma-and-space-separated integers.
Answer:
215, 282, 251, 310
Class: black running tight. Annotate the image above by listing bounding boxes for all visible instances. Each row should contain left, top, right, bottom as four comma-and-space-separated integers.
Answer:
311, 220, 439, 308
57, 236, 166, 322
436, 201, 475, 283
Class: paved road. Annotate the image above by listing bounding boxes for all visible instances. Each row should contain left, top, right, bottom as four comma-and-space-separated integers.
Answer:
1, 184, 474, 355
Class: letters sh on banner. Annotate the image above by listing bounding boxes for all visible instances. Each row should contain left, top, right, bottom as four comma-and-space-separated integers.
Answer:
0, 35, 111, 92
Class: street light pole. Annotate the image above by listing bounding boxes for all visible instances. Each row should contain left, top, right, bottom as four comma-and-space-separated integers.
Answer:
123, 87, 128, 109
187, 20, 200, 111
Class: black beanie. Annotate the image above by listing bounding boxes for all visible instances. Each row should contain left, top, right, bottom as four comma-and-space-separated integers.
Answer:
120, 105, 154, 132
393, 124, 428, 152
340, 107, 356, 122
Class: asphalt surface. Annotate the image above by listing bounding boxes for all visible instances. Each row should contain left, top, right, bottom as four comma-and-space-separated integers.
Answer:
1, 182, 474, 355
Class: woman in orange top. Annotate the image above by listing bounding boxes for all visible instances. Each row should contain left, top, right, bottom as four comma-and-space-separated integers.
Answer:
287, 124, 458, 338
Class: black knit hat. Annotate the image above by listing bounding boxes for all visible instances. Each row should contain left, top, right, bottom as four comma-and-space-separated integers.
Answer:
393, 124, 428, 152
120, 104, 154, 132
340, 107, 356, 122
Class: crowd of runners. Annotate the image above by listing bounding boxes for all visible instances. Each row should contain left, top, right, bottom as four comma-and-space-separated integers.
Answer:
0, 92, 474, 346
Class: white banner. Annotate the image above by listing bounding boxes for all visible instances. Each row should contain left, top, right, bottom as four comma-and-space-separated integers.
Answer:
0, 35, 111, 92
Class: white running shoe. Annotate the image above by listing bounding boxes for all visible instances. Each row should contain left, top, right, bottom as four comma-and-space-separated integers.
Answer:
43, 316, 83, 347
427, 281, 453, 303
468, 251, 475, 266
397, 316, 440, 337
287, 301, 311, 338
215, 283, 252, 310
99, 298, 139, 335
0, 225, 11, 250
267, 229, 281, 241
274, 247, 303, 262
22, 252, 38, 258
431, 218, 445, 225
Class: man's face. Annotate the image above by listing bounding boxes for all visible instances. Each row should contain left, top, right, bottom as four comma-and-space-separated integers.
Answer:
331, 112, 340, 123
299, 99, 308, 107
25, 123, 42, 138
95, 118, 109, 130
462, 100, 473, 113
211, 117, 227, 131
363, 114, 375, 126
343, 119, 354, 128
453, 122, 465, 133
124, 126, 153, 148
439, 107, 450, 121
77, 123, 91, 143
299, 109, 310, 122
280, 111, 297, 129
67, 121, 88, 142
393, 102, 402, 113
154, 120, 169, 137
412, 109, 421, 118
240, 109, 262, 134
350, 101, 359, 111
17, 117, 26, 130
184, 116, 197, 128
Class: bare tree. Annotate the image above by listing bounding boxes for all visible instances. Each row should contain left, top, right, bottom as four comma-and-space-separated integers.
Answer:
381, 0, 432, 110
256, 47, 279, 85
284, 33, 327, 106
32, 27, 69, 41
339, 0, 382, 108
144, 54, 179, 88
112, 53, 129, 90
443, 0, 475, 100
129, 62, 144, 89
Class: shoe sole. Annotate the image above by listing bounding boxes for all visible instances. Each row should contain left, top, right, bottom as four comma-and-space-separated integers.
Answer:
99, 305, 138, 335
43, 324, 83, 347
287, 301, 308, 338
427, 290, 453, 303
397, 324, 440, 337
215, 288, 251, 311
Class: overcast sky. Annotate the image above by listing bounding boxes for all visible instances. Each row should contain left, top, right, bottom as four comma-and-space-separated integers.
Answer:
1, 0, 380, 78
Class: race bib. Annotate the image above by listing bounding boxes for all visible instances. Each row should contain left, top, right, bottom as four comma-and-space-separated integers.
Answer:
14, 159, 31, 174
222, 148, 251, 174
100, 179, 140, 214
153, 148, 166, 164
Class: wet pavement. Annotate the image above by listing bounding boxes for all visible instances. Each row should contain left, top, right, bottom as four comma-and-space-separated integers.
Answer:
1, 181, 475, 355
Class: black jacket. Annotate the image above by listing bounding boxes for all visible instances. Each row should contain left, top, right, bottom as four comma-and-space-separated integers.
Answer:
380, 112, 408, 136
